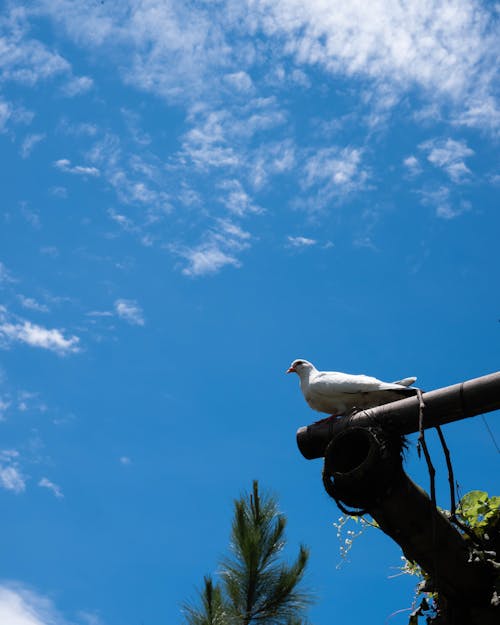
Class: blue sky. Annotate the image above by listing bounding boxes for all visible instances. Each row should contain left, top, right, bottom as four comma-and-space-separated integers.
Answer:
0, 1, 499, 624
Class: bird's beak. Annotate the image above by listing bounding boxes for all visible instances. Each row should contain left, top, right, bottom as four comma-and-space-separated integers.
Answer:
286, 366, 295, 374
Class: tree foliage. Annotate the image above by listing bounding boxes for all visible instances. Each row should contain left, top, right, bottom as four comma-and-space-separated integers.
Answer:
183, 481, 311, 625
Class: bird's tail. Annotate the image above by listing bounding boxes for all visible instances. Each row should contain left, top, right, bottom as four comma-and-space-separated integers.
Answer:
392, 376, 417, 387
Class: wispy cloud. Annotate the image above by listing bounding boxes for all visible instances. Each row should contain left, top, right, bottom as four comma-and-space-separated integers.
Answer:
0, 398, 10, 421
403, 155, 422, 177
16, 0, 499, 140
452, 96, 500, 134
20, 133, 45, 158
304, 147, 365, 189
114, 299, 145, 326
38, 477, 63, 498
36, 0, 230, 102
0, 450, 26, 493
20, 203, 41, 229
87, 134, 172, 217
218, 179, 262, 216
107, 209, 137, 233
419, 138, 474, 182
61, 74, 93, 96
0, 307, 80, 355
40, 246, 59, 258
224, 71, 254, 93
180, 245, 240, 277
419, 186, 471, 220
180, 109, 240, 171
174, 219, 251, 277
49, 186, 68, 198
250, 140, 295, 189
0, 262, 15, 284
0, 583, 71, 625
54, 158, 100, 177
58, 119, 98, 136
299, 146, 369, 210
0, 7, 70, 86
0, 100, 11, 132
18, 295, 49, 313
251, 1, 500, 128
287, 236, 317, 248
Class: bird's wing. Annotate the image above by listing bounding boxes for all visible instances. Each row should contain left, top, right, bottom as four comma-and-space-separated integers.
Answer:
313, 371, 407, 394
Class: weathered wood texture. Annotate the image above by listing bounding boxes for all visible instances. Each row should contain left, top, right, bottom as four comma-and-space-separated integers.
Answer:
297, 371, 500, 460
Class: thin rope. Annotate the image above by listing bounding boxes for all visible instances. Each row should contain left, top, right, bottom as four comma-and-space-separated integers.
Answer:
481, 414, 500, 455
416, 389, 436, 506
435, 425, 456, 515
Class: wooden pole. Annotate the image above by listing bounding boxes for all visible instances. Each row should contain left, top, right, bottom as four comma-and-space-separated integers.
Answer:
297, 371, 500, 460
321, 427, 499, 625
299, 373, 500, 624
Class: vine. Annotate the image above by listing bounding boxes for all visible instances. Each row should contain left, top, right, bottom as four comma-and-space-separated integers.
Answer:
333, 491, 500, 623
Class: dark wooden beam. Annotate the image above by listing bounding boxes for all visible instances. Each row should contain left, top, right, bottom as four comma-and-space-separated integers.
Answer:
297, 371, 500, 460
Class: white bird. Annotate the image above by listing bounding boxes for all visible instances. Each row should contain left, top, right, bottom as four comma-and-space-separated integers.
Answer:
286, 359, 418, 417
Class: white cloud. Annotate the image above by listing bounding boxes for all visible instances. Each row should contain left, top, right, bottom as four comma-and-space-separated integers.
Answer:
403, 155, 422, 176
86, 135, 172, 217
0, 583, 67, 625
49, 186, 67, 198
299, 146, 369, 209
419, 138, 474, 182
39, 246, 59, 258
114, 299, 145, 326
18, 296, 49, 313
178, 98, 286, 173
175, 218, 250, 277
107, 209, 136, 232
77, 611, 104, 625
86, 310, 114, 318
0, 398, 10, 420
252, 1, 499, 120
453, 96, 500, 133
0, 100, 11, 131
61, 75, 93, 96
250, 139, 296, 189
17, 391, 45, 413
53, 158, 100, 177
20, 204, 41, 229
224, 71, 253, 92
419, 186, 471, 219
180, 245, 240, 277
36, 0, 230, 101
121, 108, 151, 145
304, 147, 364, 188
0, 7, 71, 86
218, 179, 262, 216
180, 109, 240, 170
108, 170, 170, 210
0, 262, 15, 284
17, 0, 499, 136
0, 450, 26, 494
58, 120, 98, 136
38, 477, 63, 498
0, 309, 80, 355
287, 235, 316, 247
20, 133, 45, 158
